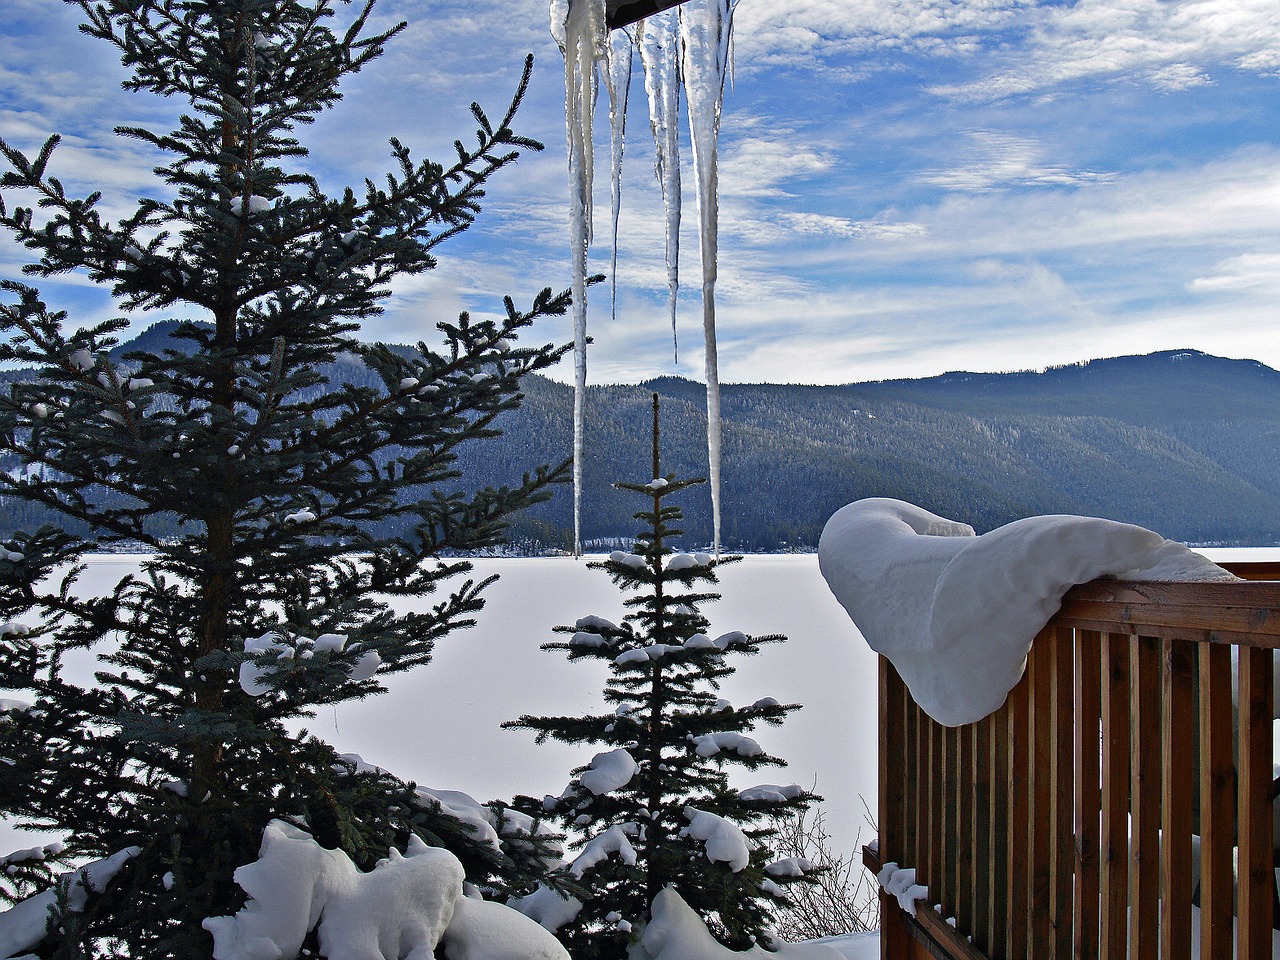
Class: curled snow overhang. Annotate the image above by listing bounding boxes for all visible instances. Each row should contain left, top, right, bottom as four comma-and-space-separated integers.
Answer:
818, 498, 1235, 727
606, 0, 689, 29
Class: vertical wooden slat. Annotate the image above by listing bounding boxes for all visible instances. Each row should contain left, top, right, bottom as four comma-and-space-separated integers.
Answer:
929, 716, 944, 906
990, 696, 1010, 959
956, 722, 974, 937
904, 693, 920, 869
971, 716, 992, 955
1237, 646, 1275, 960
1074, 629, 1102, 960
1160, 638, 1194, 960
1050, 626, 1075, 959
1129, 635, 1161, 960
1099, 632, 1130, 960
1198, 642, 1233, 960
1006, 673, 1030, 960
945, 724, 960, 920
879, 658, 905, 871
878, 658, 906, 960
1030, 635, 1054, 953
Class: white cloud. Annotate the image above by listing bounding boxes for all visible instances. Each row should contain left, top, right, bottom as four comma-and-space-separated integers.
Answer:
776, 211, 928, 240
922, 131, 1113, 192
1189, 253, 1280, 293
928, 0, 1280, 101
1147, 62, 1214, 91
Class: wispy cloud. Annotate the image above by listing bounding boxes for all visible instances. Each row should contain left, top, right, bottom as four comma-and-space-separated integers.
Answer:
1189, 253, 1280, 293
923, 131, 1113, 192
927, 0, 1280, 101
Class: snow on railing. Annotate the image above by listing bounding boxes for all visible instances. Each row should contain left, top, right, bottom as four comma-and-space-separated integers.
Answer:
868, 562, 1279, 960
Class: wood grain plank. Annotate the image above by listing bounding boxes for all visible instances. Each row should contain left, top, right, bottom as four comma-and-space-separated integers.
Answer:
1128, 635, 1161, 960
1006, 674, 1030, 960
971, 717, 992, 956
1099, 632, 1130, 960
990, 696, 1010, 960
1198, 642, 1233, 960
1030, 636, 1054, 953
879, 659, 906, 870
1159, 638, 1194, 960
1074, 630, 1101, 960
1050, 626, 1075, 960
1237, 646, 1275, 960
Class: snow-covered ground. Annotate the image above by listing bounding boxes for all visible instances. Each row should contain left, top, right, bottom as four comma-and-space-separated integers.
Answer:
4, 546, 1276, 953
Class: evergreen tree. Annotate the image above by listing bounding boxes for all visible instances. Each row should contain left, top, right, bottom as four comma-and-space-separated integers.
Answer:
506, 396, 820, 959
0, 1, 570, 956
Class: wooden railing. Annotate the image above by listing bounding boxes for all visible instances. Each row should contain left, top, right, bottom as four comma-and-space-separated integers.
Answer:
866, 561, 1280, 960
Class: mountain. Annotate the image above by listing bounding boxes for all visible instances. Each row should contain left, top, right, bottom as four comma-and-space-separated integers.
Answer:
473, 349, 1280, 549
5, 332, 1279, 549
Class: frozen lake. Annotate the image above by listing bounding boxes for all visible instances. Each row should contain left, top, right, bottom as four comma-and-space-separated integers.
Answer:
4, 548, 1276, 859
1, 554, 880, 857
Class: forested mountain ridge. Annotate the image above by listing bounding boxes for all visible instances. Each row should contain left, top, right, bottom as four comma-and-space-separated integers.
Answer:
4, 329, 1278, 549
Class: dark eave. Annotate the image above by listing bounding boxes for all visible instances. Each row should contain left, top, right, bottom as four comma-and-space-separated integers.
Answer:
606, 0, 690, 29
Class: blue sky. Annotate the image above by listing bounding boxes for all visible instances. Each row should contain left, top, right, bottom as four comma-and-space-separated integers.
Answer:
3, 0, 1280, 385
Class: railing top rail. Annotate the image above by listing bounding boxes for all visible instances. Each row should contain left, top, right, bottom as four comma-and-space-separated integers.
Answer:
1052, 566, 1280, 647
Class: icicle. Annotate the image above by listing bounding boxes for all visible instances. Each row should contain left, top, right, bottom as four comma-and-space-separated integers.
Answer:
638, 12, 682, 360
679, 0, 733, 558
606, 28, 634, 324
551, 0, 610, 557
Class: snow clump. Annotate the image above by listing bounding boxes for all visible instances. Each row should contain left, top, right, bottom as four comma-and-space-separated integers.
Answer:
818, 498, 1235, 726
876, 861, 929, 918
690, 732, 762, 759
635, 887, 844, 960
764, 857, 815, 878
738, 784, 804, 803
0, 847, 139, 959
579, 748, 638, 795
680, 808, 752, 872
570, 824, 638, 878
511, 883, 584, 933
202, 819, 568, 960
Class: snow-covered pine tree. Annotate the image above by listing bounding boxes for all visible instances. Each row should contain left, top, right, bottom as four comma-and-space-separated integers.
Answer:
506, 395, 821, 959
0, 2, 570, 956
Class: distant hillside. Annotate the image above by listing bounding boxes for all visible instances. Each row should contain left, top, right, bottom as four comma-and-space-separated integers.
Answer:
470, 349, 1280, 549
5, 331, 1278, 549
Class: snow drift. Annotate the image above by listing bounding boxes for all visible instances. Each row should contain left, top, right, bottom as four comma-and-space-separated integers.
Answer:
818, 499, 1234, 726
202, 820, 568, 960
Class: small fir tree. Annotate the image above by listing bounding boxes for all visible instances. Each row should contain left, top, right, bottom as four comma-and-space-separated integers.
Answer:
506, 395, 821, 958
0, 2, 569, 956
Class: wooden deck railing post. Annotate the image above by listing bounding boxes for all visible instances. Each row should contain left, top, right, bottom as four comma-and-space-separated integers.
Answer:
1029, 635, 1054, 952
989, 696, 1010, 959
1237, 646, 1275, 959
1198, 641, 1234, 960
1005, 673, 1030, 960
1099, 632, 1130, 960
870, 566, 1280, 960
1049, 625, 1075, 960
971, 717, 992, 955
1129, 634, 1162, 958
1073, 629, 1101, 960
878, 658, 909, 960
1160, 637, 1194, 960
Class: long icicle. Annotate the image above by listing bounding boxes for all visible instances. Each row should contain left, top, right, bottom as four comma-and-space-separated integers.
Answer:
638, 11, 682, 361
606, 28, 634, 325
679, 0, 733, 558
551, 0, 609, 557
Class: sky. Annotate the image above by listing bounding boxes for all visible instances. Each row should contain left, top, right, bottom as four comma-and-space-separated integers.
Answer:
2, 0, 1280, 386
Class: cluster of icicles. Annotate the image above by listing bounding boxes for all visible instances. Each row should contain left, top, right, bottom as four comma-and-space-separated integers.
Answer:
550, 0, 733, 557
